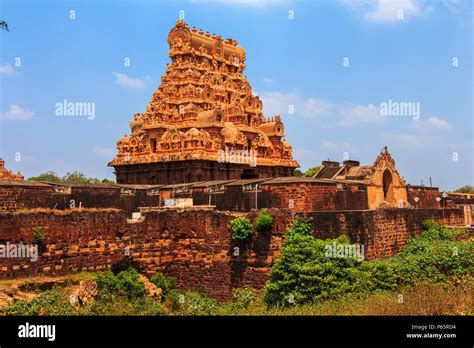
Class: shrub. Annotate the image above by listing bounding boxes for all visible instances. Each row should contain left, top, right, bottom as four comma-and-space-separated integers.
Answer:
229, 217, 253, 241
231, 286, 255, 310
255, 210, 273, 232
287, 216, 313, 237
150, 272, 177, 297
263, 217, 362, 307
181, 291, 220, 315
2, 290, 75, 316
96, 268, 146, 299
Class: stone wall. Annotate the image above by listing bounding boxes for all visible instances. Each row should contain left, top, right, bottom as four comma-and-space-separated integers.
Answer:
0, 207, 466, 301
407, 185, 441, 208
0, 182, 160, 215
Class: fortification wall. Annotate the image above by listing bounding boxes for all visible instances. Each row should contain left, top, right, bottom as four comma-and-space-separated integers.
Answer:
0, 182, 160, 215
0, 207, 466, 301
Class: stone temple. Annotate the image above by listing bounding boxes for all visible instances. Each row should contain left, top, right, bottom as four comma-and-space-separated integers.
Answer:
109, 20, 299, 185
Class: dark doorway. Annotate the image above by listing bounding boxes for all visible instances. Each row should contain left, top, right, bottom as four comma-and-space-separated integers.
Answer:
241, 169, 258, 179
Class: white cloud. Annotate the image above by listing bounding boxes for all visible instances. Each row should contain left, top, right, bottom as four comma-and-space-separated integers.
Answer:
0, 64, 14, 74
93, 146, 115, 158
411, 116, 452, 130
113, 72, 151, 89
259, 91, 384, 127
263, 77, 274, 83
340, 0, 427, 22
2, 104, 34, 121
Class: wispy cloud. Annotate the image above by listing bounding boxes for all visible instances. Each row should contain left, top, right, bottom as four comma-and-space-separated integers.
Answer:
113, 72, 151, 89
339, 0, 428, 22
411, 116, 452, 130
2, 104, 34, 121
0, 63, 14, 74
259, 91, 384, 127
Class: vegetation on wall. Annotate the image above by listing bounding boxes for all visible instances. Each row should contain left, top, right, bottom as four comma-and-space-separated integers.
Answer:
263, 218, 474, 308
229, 217, 253, 241
255, 210, 273, 232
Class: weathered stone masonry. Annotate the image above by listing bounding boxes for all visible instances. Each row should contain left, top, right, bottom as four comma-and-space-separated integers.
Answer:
0, 207, 465, 301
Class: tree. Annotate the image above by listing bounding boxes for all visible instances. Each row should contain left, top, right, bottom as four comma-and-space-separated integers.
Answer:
293, 169, 303, 177
304, 166, 320, 177
28, 171, 115, 184
62, 171, 88, 183
454, 185, 474, 194
28, 172, 62, 182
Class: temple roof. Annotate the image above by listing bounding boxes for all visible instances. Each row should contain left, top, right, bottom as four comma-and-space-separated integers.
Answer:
108, 20, 298, 170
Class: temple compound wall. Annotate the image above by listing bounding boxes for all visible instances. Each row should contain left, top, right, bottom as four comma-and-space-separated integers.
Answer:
0, 207, 466, 301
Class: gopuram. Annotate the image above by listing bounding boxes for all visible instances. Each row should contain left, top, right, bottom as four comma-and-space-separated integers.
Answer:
108, 20, 299, 184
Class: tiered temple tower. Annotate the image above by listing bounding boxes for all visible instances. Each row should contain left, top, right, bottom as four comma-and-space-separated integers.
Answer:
109, 20, 299, 184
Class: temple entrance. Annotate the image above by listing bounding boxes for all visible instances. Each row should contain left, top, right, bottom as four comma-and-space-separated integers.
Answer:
241, 169, 258, 179
382, 169, 394, 203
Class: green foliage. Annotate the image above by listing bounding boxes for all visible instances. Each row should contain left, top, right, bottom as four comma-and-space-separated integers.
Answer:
33, 226, 45, 244
263, 216, 362, 307
28, 171, 62, 182
176, 291, 220, 315
293, 169, 304, 177
96, 268, 146, 299
229, 217, 253, 241
230, 286, 255, 310
304, 166, 321, 177
255, 210, 273, 232
263, 216, 474, 308
28, 171, 115, 184
454, 185, 474, 194
287, 216, 313, 237
2, 290, 75, 316
150, 272, 177, 298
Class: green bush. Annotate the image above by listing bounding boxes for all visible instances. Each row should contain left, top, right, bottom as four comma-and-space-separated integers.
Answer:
182, 291, 220, 315
287, 215, 313, 237
230, 286, 255, 310
166, 290, 220, 315
150, 272, 177, 297
229, 217, 253, 241
2, 290, 75, 316
255, 210, 273, 232
96, 268, 146, 299
263, 217, 362, 307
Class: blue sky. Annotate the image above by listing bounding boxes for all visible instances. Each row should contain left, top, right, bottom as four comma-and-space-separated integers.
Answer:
0, 0, 472, 190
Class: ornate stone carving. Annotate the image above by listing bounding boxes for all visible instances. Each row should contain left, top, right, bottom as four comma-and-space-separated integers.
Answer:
108, 20, 299, 182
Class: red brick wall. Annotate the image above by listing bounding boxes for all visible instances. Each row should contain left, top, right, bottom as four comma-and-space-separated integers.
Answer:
0, 184, 159, 215
0, 207, 466, 301
256, 182, 337, 212
407, 185, 441, 208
